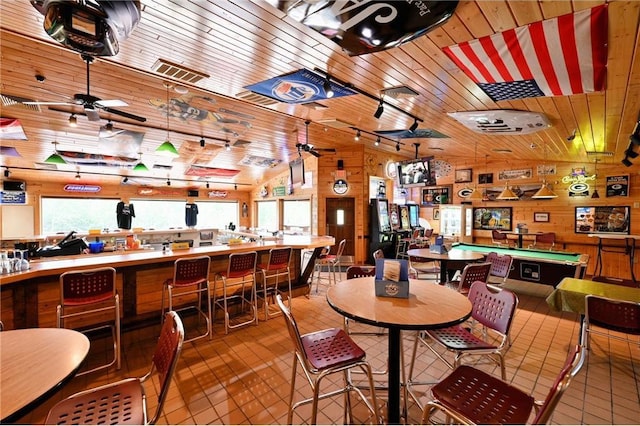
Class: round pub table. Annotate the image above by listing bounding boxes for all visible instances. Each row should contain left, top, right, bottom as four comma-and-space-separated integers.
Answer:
0, 328, 90, 423
326, 277, 472, 424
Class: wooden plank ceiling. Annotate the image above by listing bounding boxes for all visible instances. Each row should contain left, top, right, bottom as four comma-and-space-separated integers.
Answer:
1, 0, 639, 189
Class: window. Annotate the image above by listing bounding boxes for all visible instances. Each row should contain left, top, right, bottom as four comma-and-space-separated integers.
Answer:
283, 199, 311, 234
256, 200, 278, 232
41, 197, 238, 234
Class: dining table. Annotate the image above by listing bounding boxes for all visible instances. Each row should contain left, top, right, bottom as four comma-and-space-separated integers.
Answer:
326, 277, 472, 424
546, 277, 640, 343
407, 247, 484, 283
0, 328, 90, 423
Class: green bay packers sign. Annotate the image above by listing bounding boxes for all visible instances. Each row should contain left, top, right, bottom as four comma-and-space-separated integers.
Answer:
270, 0, 459, 56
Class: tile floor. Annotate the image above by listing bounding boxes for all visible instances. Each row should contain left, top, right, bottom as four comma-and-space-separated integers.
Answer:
17, 275, 640, 425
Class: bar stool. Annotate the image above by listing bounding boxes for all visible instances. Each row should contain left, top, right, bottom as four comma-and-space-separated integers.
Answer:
161, 255, 212, 342
213, 251, 259, 334
311, 239, 346, 293
257, 247, 293, 320
58, 267, 120, 375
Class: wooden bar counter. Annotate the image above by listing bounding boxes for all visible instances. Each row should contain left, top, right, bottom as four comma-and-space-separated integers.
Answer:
0, 235, 334, 330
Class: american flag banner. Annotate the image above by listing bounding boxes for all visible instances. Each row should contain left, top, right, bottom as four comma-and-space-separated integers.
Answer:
443, 4, 607, 102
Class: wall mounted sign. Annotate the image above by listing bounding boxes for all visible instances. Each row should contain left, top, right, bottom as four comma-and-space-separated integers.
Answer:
478, 173, 493, 184
272, 186, 287, 196
333, 179, 349, 195
63, 184, 102, 193
271, 0, 459, 56
575, 206, 630, 234
562, 167, 595, 197
422, 185, 451, 205
536, 164, 556, 176
605, 175, 629, 197
498, 168, 532, 180
207, 190, 228, 198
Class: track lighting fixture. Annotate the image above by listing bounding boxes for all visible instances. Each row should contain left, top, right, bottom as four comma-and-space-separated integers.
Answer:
68, 114, 77, 127
409, 119, 418, 132
104, 120, 113, 135
122, 176, 129, 183
225, 141, 231, 151
626, 148, 639, 158
234, 184, 238, 190
4, 168, 10, 178
167, 178, 171, 186
631, 133, 640, 146
375, 136, 380, 146
622, 157, 633, 167
200, 137, 205, 147
566, 129, 577, 141
395, 141, 400, 152
374, 98, 384, 119
323, 77, 334, 98
75, 172, 81, 180
355, 129, 360, 141
156, 83, 180, 158
206, 182, 210, 189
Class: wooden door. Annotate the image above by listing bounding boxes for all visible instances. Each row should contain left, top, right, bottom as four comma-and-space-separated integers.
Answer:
325, 198, 355, 257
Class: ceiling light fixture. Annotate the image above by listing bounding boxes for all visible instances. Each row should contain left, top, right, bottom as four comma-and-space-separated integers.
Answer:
206, 182, 210, 189
225, 141, 231, 151
467, 141, 483, 200
45, 141, 66, 164
409, 119, 418, 132
626, 148, 639, 159
104, 120, 114, 135
496, 182, 520, 200
355, 129, 360, 141
622, 157, 633, 167
375, 136, 380, 147
374, 98, 384, 119
631, 133, 640, 146
566, 129, 577, 141
156, 83, 180, 158
591, 159, 600, 198
4, 168, 10, 178
200, 137, 205, 147
133, 152, 149, 172
68, 114, 77, 127
122, 176, 129, 183
532, 140, 558, 199
323, 76, 334, 98
395, 141, 400, 152
75, 172, 81, 180
167, 178, 171, 186
234, 184, 238, 190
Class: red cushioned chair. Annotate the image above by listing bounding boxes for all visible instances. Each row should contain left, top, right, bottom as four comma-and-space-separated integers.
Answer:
421, 345, 584, 425
485, 251, 513, 286
276, 294, 379, 425
582, 294, 640, 352
213, 251, 258, 334
45, 311, 184, 425
257, 247, 292, 320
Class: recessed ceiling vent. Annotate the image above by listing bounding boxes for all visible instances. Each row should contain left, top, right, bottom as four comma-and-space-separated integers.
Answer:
152, 59, 209, 83
316, 118, 354, 128
235, 90, 278, 106
1, 94, 41, 111
586, 151, 614, 156
233, 139, 251, 147
448, 110, 551, 135
381, 85, 419, 99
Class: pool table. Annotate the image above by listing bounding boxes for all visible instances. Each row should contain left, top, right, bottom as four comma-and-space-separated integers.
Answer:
452, 243, 589, 287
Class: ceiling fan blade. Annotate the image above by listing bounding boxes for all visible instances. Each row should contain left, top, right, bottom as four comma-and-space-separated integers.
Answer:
308, 150, 321, 158
95, 99, 128, 107
99, 106, 147, 122
84, 105, 101, 121
23, 101, 74, 106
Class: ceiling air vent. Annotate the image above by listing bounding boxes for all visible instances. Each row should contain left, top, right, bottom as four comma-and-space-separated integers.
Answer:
381, 85, 419, 99
448, 110, 551, 135
151, 59, 209, 84
316, 118, 354, 128
233, 139, 251, 147
235, 90, 278, 106
586, 151, 614, 156
1, 94, 41, 111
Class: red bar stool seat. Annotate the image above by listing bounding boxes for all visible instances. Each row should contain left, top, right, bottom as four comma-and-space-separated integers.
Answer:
161, 255, 212, 342
213, 251, 258, 334
58, 267, 121, 376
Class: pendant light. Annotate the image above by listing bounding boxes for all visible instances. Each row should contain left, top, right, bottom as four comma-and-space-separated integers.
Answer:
496, 181, 520, 200
591, 158, 600, 198
532, 140, 558, 199
155, 83, 180, 158
45, 141, 66, 164
133, 152, 149, 172
467, 140, 483, 200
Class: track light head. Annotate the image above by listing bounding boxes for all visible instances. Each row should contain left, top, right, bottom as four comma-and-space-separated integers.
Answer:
200, 137, 205, 147
225, 141, 231, 151
630, 133, 640, 146
395, 142, 400, 152
206, 182, 210, 189
409, 119, 418, 132
104, 121, 113, 135
75, 172, 81, 180
68, 114, 77, 127
122, 176, 128, 183
167, 178, 171, 186
375, 136, 380, 147
374, 99, 384, 119
323, 77, 334, 98
566, 129, 576, 141
355, 129, 360, 141
622, 157, 633, 167
3, 168, 10, 178
625, 147, 639, 158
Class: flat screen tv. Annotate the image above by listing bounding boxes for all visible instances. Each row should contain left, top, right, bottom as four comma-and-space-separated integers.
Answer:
289, 157, 305, 187
408, 204, 420, 228
374, 199, 391, 233
397, 156, 437, 188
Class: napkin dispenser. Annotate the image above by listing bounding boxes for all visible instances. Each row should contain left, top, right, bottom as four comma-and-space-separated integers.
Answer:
375, 259, 409, 298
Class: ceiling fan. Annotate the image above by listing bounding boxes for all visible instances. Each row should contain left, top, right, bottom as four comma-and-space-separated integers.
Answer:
295, 120, 336, 157
26, 54, 146, 122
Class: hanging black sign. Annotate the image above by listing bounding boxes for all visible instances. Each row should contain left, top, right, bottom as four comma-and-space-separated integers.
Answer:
273, 0, 459, 56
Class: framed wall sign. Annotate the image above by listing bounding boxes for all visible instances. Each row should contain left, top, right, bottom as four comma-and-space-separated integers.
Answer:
498, 169, 532, 180
478, 173, 493, 184
575, 206, 630, 234
472, 207, 513, 230
454, 168, 472, 183
421, 185, 452, 206
605, 175, 629, 197
534, 212, 550, 222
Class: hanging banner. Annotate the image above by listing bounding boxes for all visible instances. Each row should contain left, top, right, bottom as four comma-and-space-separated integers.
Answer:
268, 1, 458, 56
605, 175, 629, 197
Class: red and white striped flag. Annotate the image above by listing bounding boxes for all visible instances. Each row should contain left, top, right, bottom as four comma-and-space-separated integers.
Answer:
443, 4, 607, 102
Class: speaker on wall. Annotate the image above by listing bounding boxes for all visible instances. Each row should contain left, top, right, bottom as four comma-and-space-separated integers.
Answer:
3, 181, 26, 191
187, 189, 199, 197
